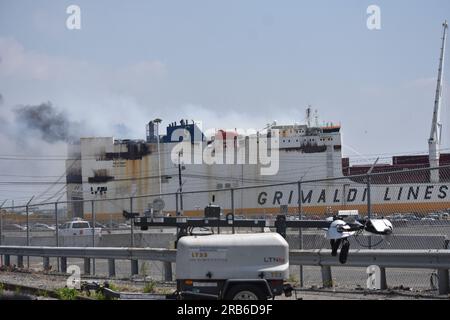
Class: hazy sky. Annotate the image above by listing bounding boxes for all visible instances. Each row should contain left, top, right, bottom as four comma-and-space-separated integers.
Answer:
0, 0, 449, 204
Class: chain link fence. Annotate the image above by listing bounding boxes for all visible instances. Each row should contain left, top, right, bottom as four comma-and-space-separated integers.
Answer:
1, 165, 450, 289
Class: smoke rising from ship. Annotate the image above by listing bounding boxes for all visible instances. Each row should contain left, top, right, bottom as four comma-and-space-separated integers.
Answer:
13, 102, 82, 143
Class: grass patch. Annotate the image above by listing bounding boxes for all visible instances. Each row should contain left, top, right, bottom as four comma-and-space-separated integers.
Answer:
37, 290, 49, 298
288, 274, 299, 284
143, 280, 157, 293
0, 283, 4, 295
55, 287, 79, 300
92, 290, 107, 300
106, 282, 119, 292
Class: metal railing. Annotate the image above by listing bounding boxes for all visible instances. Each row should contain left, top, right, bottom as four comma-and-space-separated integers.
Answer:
1, 246, 449, 294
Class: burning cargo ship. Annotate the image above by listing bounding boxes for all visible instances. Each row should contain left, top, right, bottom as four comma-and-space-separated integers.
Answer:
65, 22, 450, 219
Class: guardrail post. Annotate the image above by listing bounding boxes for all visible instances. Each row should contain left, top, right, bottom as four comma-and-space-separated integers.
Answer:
164, 262, 173, 281
108, 259, 116, 277
438, 268, 449, 295
379, 267, 387, 290
84, 258, 91, 275
61, 257, 67, 273
131, 260, 139, 276
17, 255, 24, 268
321, 266, 333, 288
4, 254, 10, 267
43, 257, 50, 271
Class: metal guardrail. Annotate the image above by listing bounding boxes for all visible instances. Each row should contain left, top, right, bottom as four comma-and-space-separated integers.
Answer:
289, 249, 450, 268
0, 245, 175, 281
0, 246, 175, 262
289, 249, 450, 295
1, 246, 449, 294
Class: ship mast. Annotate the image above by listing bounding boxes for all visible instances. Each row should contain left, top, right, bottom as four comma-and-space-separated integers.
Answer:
429, 21, 448, 183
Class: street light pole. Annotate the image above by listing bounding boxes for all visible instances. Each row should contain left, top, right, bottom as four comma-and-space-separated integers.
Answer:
153, 118, 163, 196
153, 118, 163, 220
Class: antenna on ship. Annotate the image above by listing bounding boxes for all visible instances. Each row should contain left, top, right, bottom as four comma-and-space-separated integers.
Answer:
314, 109, 319, 127
306, 106, 312, 127
429, 20, 448, 183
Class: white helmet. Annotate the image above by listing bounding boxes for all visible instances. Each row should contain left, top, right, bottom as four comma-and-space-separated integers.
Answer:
326, 219, 355, 240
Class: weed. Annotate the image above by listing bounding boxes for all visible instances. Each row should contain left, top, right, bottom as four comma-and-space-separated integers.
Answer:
143, 280, 156, 293
56, 287, 79, 300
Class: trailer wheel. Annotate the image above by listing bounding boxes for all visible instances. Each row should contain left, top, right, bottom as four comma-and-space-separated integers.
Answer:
224, 285, 267, 300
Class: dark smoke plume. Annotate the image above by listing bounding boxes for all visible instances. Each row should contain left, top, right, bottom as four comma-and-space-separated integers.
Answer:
14, 102, 81, 143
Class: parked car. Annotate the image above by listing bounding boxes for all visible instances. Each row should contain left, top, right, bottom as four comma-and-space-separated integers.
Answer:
94, 222, 107, 229
403, 214, 420, 221
30, 223, 55, 231
3, 224, 27, 231
117, 223, 130, 229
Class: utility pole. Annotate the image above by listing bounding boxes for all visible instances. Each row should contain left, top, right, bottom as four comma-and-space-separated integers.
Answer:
429, 21, 448, 183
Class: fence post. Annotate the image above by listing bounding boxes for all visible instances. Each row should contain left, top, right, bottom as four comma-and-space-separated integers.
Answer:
130, 197, 134, 247
0, 200, 4, 247
297, 181, 304, 287
130, 197, 139, 275
91, 200, 96, 275
55, 201, 60, 272
321, 266, 333, 288
231, 189, 235, 234
438, 268, 449, 295
26, 204, 30, 268
231, 188, 235, 216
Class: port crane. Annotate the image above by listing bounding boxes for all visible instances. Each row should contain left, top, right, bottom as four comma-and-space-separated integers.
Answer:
429, 21, 448, 183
